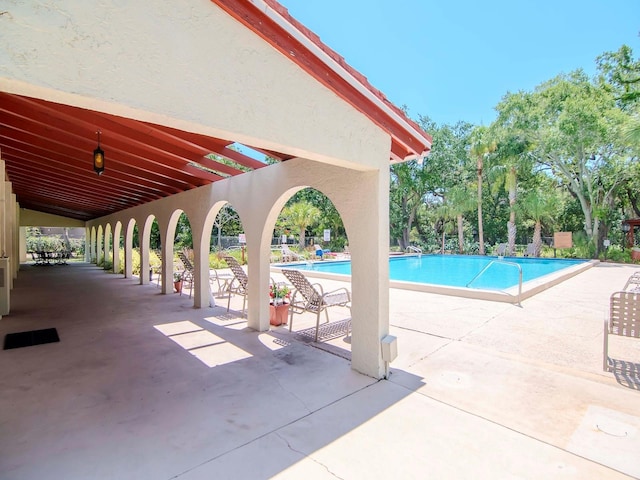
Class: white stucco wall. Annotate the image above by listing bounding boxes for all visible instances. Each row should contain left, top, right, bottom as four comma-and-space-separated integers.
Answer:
0, 0, 389, 170
20, 209, 85, 228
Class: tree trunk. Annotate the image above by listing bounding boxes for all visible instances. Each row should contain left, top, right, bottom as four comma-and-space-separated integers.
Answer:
400, 227, 410, 251
477, 161, 485, 255
507, 167, 517, 255
299, 229, 306, 250
507, 220, 517, 256
533, 221, 542, 257
457, 215, 464, 253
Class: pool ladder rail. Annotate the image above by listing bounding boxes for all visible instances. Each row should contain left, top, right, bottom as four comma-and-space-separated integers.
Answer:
406, 245, 422, 257
466, 259, 523, 306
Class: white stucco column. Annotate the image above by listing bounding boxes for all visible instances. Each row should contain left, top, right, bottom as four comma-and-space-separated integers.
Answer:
112, 222, 121, 274
103, 226, 111, 267
160, 233, 173, 295
347, 169, 390, 378
191, 225, 207, 308
5, 190, 15, 285
96, 227, 104, 266
139, 221, 150, 285
0, 161, 5, 257
244, 227, 271, 332
19, 227, 27, 263
0, 188, 5, 259
124, 222, 134, 279
84, 227, 91, 262
190, 217, 213, 308
12, 194, 18, 278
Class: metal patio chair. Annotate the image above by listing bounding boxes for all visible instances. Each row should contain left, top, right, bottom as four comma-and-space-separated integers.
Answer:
223, 255, 249, 316
281, 269, 351, 342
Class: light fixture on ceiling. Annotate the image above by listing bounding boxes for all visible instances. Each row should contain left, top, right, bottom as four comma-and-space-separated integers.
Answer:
93, 130, 105, 176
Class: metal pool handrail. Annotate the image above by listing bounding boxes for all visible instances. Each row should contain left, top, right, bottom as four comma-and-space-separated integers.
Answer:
466, 259, 523, 305
406, 245, 422, 257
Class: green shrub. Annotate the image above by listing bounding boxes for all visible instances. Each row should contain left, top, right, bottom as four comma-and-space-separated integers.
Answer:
328, 237, 347, 252
601, 245, 630, 263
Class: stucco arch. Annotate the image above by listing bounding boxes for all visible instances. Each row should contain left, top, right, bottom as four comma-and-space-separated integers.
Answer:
242, 159, 389, 376
202, 201, 237, 253
162, 209, 187, 295
271, 186, 351, 250
196, 201, 233, 307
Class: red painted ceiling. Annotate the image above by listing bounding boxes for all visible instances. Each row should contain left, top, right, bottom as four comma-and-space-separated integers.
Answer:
0, 92, 290, 221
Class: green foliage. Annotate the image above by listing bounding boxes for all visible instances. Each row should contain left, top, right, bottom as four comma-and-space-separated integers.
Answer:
175, 212, 193, 249
492, 63, 636, 257
601, 245, 631, 263
25, 227, 84, 258
569, 231, 596, 259
149, 250, 162, 271
391, 117, 473, 249
280, 201, 321, 249
208, 249, 247, 268
288, 189, 346, 240
328, 236, 347, 252
211, 205, 242, 249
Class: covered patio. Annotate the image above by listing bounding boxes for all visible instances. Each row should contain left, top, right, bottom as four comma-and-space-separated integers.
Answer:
0, 0, 431, 378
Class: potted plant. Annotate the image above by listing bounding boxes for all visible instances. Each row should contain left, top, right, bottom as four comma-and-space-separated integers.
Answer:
269, 283, 290, 326
173, 271, 183, 293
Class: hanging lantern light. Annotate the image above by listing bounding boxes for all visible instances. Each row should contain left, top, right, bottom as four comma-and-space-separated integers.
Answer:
93, 130, 105, 176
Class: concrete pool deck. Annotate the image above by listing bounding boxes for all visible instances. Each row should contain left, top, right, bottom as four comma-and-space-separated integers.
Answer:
0, 261, 639, 479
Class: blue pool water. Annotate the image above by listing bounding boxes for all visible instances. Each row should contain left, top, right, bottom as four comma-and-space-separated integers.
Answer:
282, 255, 587, 290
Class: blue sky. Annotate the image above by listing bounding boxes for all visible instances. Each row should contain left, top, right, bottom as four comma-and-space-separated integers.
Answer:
278, 1, 640, 127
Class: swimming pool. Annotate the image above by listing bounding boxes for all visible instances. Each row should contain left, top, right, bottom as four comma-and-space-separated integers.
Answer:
274, 254, 594, 303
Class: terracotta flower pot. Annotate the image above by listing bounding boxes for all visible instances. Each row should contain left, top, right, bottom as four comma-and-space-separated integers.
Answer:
174, 281, 183, 293
269, 303, 289, 326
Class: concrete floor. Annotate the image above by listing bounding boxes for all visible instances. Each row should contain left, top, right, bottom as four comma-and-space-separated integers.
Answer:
0, 261, 639, 479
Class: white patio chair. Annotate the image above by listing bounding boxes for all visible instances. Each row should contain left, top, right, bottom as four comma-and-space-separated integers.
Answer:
281, 269, 351, 342
223, 255, 248, 316
281, 244, 302, 262
523, 243, 536, 257
603, 291, 640, 372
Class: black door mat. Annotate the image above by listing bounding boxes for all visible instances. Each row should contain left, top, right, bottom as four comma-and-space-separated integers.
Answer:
4, 328, 60, 350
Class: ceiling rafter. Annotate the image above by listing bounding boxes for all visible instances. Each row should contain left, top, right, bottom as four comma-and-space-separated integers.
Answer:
0, 131, 188, 195
151, 124, 268, 171
0, 104, 219, 188
1, 141, 179, 198
0, 92, 295, 221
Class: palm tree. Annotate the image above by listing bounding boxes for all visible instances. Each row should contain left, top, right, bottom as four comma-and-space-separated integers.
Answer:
624, 115, 640, 147
521, 189, 557, 257
446, 186, 476, 253
493, 134, 533, 255
470, 127, 497, 255
281, 201, 321, 249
